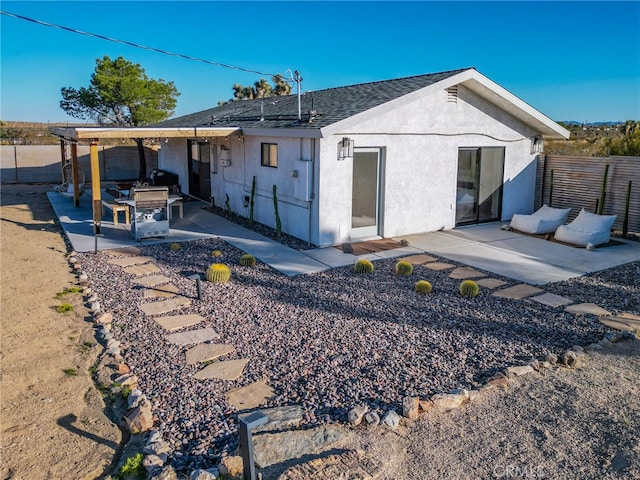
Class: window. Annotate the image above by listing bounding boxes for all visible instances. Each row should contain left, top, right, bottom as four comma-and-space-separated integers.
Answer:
261, 143, 278, 167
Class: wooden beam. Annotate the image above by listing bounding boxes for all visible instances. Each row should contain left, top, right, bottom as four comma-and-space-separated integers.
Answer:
49, 126, 241, 140
90, 140, 101, 234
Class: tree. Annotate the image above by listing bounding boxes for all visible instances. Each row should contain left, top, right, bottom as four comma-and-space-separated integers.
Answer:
231, 74, 291, 101
60, 55, 179, 177
600, 120, 640, 157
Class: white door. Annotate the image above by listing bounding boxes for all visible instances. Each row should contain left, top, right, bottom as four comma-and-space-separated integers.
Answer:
351, 148, 381, 238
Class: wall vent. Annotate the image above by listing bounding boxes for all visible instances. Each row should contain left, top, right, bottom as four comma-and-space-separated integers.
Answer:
446, 85, 458, 103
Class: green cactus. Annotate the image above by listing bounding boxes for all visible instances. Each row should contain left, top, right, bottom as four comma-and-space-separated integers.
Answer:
239, 253, 257, 267
205, 263, 231, 283
395, 260, 414, 276
354, 259, 374, 274
169, 242, 181, 251
459, 280, 479, 297
415, 280, 432, 294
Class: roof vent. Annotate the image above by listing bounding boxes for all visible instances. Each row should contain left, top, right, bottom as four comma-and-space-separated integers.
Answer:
446, 85, 458, 103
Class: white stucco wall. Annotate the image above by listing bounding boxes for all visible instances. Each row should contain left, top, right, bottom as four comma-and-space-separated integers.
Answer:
315, 85, 540, 246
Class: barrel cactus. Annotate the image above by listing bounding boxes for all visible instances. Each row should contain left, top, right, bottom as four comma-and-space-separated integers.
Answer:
354, 259, 374, 274
212, 250, 222, 258
459, 280, 479, 297
169, 242, 181, 251
395, 260, 414, 276
205, 263, 231, 283
239, 254, 257, 267
415, 280, 432, 294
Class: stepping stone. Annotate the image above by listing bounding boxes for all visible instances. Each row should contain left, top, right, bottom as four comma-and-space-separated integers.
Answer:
424, 262, 455, 271
252, 426, 349, 468
186, 343, 235, 365
132, 275, 171, 287
448, 266, 487, 280
492, 284, 543, 300
140, 297, 191, 316
279, 450, 379, 480
476, 278, 508, 289
166, 327, 219, 346
226, 381, 275, 410
565, 303, 611, 316
143, 284, 180, 299
599, 313, 640, 331
400, 254, 437, 266
154, 314, 205, 332
193, 359, 249, 381
107, 255, 154, 267
103, 247, 141, 257
530, 293, 574, 308
124, 263, 161, 276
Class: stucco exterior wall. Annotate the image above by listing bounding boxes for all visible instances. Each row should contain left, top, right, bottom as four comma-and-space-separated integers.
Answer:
316, 85, 540, 246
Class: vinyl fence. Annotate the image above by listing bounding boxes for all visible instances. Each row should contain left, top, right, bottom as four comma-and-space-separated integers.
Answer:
536, 155, 640, 233
0, 145, 158, 184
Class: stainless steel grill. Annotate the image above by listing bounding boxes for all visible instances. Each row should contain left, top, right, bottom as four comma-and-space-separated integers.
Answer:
130, 186, 170, 241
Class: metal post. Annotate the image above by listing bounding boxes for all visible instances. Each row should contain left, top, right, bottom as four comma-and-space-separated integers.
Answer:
94, 234, 104, 254
187, 274, 203, 301
238, 411, 268, 480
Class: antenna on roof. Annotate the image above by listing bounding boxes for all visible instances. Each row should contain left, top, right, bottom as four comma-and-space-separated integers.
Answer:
285, 69, 303, 121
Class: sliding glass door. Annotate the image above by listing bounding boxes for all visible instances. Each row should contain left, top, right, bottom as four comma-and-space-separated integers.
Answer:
455, 147, 505, 225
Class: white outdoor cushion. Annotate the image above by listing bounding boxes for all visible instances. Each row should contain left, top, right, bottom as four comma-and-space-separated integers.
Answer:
509, 204, 571, 234
554, 209, 617, 247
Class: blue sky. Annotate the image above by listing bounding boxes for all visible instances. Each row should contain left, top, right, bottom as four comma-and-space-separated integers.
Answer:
1, 1, 639, 123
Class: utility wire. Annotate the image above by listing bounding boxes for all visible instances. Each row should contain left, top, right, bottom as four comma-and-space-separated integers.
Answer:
0, 10, 277, 77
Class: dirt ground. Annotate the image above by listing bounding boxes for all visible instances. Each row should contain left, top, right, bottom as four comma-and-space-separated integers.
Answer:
1, 184, 121, 480
1, 184, 639, 480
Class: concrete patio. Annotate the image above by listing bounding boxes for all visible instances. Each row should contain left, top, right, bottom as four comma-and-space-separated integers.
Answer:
48, 190, 640, 284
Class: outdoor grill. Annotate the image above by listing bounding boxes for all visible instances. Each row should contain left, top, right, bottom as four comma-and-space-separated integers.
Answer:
130, 186, 170, 241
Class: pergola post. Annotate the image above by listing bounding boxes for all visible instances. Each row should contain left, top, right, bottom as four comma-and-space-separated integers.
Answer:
70, 142, 80, 208
59, 139, 66, 167
90, 139, 101, 234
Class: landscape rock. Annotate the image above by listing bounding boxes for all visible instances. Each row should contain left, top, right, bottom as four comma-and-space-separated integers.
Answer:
116, 363, 131, 374
218, 455, 243, 476
253, 405, 304, 433
189, 468, 220, 479
381, 410, 401, 429
418, 399, 434, 414
125, 403, 154, 433
95, 312, 113, 324
364, 411, 380, 426
545, 353, 558, 364
148, 465, 178, 480
144, 453, 168, 473
485, 372, 509, 389
561, 350, 582, 368
348, 404, 369, 426
506, 365, 535, 376
127, 389, 146, 409
402, 396, 419, 419
431, 392, 468, 411
115, 373, 139, 387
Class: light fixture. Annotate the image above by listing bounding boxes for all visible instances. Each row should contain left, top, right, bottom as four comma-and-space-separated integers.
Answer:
337, 137, 354, 161
531, 136, 544, 154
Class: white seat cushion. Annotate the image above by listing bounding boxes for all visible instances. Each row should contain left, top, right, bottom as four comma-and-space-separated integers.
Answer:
554, 209, 617, 247
510, 204, 571, 234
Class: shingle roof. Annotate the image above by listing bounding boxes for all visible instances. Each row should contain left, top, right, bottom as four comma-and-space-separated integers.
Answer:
156, 68, 472, 130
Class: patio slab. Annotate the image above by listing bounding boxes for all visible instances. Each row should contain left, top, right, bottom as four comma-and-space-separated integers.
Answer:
186, 343, 235, 365
367, 245, 424, 260
301, 247, 357, 268
193, 359, 249, 381
400, 254, 437, 265
226, 381, 276, 411
165, 327, 220, 346
530, 292, 574, 308
599, 313, 640, 331
492, 284, 543, 300
153, 313, 205, 331
564, 303, 612, 316
139, 297, 191, 316
103, 247, 141, 257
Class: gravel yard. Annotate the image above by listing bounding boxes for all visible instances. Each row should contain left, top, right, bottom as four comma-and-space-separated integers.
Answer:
73, 237, 635, 473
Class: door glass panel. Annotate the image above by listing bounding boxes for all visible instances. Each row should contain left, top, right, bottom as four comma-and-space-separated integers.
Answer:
478, 147, 504, 222
199, 143, 211, 199
352, 151, 379, 229
456, 149, 479, 224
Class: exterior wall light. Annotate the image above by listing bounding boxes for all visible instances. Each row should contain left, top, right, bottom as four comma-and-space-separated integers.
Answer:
337, 137, 354, 161
531, 136, 544, 154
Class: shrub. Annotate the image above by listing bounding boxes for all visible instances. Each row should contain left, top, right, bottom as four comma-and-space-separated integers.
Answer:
205, 263, 231, 283
63, 368, 77, 376
119, 453, 145, 479
169, 242, 181, 251
239, 254, 257, 267
415, 280, 432, 294
354, 259, 374, 274
56, 303, 74, 314
459, 280, 479, 297
395, 260, 414, 276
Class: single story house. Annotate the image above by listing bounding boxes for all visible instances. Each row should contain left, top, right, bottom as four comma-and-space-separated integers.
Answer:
52, 68, 570, 246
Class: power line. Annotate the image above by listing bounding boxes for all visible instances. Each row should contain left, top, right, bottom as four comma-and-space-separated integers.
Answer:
0, 10, 277, 77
